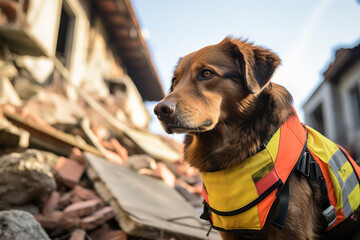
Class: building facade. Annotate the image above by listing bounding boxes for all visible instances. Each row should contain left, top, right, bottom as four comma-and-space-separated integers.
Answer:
303, 44, 360, 159
0, 0, 164, 129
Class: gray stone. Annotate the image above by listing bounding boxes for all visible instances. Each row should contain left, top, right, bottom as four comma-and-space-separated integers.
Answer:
0, 210, 50, 240
0, 150, 56, 209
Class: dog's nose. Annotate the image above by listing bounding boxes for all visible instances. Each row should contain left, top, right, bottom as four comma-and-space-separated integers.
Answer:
154, 100, 176, 120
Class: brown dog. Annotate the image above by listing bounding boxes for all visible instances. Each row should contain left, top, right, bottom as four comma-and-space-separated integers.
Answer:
154, 37, 360, 240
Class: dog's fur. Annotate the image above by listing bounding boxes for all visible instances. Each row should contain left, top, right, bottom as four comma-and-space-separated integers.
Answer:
154, 37, 360, 240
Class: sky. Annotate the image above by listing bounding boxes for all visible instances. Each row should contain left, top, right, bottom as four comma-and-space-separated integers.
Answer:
132, 0, 360, 142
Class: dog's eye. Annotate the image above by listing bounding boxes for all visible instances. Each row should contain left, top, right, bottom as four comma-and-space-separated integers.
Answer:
199, 69, 214, 80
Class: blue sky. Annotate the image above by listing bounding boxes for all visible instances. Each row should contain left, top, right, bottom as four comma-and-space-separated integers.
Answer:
132, 0, 360, 142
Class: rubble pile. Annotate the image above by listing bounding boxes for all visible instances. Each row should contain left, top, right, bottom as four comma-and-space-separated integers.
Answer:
0, 0, 220, 238
0, 81, 210, 240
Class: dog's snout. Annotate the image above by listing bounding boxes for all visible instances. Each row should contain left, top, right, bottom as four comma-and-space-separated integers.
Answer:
154, 100, 176, 120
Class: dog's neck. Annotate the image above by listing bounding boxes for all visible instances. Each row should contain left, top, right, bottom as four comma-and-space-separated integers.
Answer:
183, 83, 294, 172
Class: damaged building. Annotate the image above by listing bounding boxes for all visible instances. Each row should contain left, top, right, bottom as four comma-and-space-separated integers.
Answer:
303, 43, 360, 160
0, 0, 220, 239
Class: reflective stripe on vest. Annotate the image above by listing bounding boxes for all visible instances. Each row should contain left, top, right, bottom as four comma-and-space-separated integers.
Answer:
201, 112, 360, 232
306, 126, 360, 230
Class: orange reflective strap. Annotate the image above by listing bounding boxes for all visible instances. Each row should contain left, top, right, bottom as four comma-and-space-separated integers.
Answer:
275, 115, 307, 182
308, 150, 341, 230
202, 185, 209, 204
257, 189, 278, 228
202, 185, 213, 222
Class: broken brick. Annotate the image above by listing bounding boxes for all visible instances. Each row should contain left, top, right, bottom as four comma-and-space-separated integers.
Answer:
101, 140, 115, 151
61, 217, 81, 230
58, 192, 73, 208
73, 185, 98, 200
34, 214, 58, 230
54, 157, 85, 187
71, 195, 82, 203
138, 162, 176, 187
101, 230, 127, 240
155, 162, 176, 188
62, 199, 103, 219
176, 179, 202, 197
171, 160, 199, 178
50, 210, 63, 221
69, 148, 87, 164
69, 229, 86, 240
81, 206, 115, 230
103, 149, 123, 165
42, 191, 60, 217
109, 138, 128, 161
88, 223, 113, 240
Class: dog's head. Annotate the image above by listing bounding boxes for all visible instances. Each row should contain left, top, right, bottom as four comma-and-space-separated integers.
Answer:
154, 37, 280, 134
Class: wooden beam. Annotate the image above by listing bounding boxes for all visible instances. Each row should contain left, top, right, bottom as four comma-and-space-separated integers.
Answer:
95, 0, 118, 14
115, 40, 138, 49
104, 13, 127, 27
3, 111, 102, 157
112, 27, 130, 38
85, 154, 220, 240
120, 50, 142, 59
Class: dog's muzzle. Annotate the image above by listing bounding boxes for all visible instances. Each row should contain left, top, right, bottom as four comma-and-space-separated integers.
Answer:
154, 100, 176, 122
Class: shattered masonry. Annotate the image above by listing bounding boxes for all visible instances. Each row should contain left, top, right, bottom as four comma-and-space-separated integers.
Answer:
0, 0, 219, 239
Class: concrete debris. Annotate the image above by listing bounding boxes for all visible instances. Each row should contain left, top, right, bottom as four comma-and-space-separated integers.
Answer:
0, 77, 23, 106
0, 61, 18, 78
25, 91, 85, 128
0, 210, 50, 240
85, 153, 219, 240
0, 150, 56, 209
13, 77, 43, 100
123, 154, 157, 171
0, 47, 213, 239
0, 0, 217, 237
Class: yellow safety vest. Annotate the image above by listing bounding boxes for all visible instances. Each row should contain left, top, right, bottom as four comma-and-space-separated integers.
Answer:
201, 112, 360, 232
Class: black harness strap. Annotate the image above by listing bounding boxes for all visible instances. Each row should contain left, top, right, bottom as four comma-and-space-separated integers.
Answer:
271, 179, 290, 229
270, 134, 309, 229
295, 148, 336, 227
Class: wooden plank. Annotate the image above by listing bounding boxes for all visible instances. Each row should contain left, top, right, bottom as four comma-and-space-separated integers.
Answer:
80, 118, 107, 156
115, 40, 138, 49
51, 57, 179, 162
77, 88, 181, 162
96, 0, 118, 14
85, 153, 220, 240
113, 28, 130, 39
3, 111, 101, 156
105, 14, 127, 27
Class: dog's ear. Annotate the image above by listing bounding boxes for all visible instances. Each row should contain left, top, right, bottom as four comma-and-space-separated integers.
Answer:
222, 37, 281, 94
